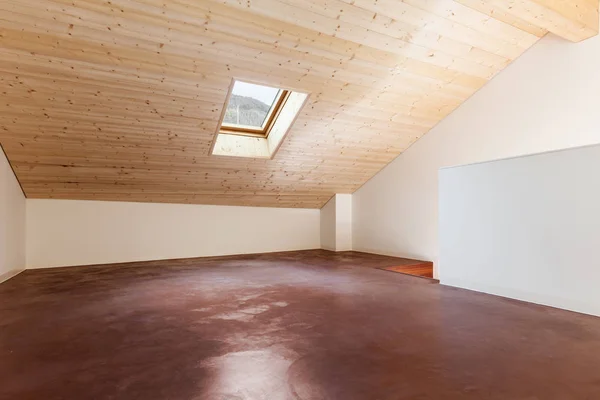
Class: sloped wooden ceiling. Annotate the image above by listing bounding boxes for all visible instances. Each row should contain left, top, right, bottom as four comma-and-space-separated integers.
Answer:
0, 0, 597, 208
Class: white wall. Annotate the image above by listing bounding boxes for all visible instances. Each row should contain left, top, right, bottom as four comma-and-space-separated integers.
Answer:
335, 194, 352, 251
26, 199, 320, 269
353, 33, 600, 274
0, 146, 26, 280
440, 144, 600, 316
319, 194, 352, 251
320, 196, 337, 251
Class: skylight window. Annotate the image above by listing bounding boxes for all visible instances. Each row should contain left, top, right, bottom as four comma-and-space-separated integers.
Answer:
222, 81, 282, 131
211, 79, 309, 159
220, 81, 290, 137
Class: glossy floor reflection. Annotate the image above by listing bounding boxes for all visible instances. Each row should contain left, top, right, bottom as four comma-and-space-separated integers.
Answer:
1, 250, 599, 399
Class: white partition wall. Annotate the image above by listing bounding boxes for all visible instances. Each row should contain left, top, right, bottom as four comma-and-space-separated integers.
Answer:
0, 147, 26, 281
26, 199, 321, 269
439, 144, 600, 316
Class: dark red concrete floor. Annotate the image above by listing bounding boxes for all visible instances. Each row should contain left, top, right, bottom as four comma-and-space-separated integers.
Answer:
1, 250, 599, 399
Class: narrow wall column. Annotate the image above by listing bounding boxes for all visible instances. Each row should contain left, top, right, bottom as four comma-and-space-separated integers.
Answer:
320, 194, 352, 251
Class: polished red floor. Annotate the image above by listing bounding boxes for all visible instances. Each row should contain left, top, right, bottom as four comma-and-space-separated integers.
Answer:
1, 250, 599, 399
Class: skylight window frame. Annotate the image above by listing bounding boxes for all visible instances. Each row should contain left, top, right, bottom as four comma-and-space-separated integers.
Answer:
210, 78, 310, 160
218, 80, 291, 139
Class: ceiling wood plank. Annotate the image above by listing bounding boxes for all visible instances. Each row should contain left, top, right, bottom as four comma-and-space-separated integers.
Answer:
457, 0, 599, 42
0, 0, 552, 208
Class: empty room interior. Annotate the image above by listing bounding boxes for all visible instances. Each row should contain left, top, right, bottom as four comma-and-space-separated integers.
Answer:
3, 0, 600, 398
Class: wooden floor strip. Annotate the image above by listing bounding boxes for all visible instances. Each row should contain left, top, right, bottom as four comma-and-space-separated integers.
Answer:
380, 261, 434, 279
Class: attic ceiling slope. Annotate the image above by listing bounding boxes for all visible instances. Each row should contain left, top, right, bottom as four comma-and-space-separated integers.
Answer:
0, 0, 590, 208
457, 0, 599, 42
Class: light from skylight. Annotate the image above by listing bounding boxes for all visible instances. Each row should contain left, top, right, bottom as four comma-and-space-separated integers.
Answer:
223, 81, 281, 129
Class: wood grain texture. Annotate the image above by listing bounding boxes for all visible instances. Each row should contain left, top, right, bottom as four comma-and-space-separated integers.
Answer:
0, 0, 551, 207
457, 0, 599, 42
381, 261, 435, 279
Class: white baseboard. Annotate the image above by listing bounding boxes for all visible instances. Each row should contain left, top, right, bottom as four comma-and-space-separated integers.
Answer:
0, 269, 25, 284
320, 246, 337, 252
320, 247, 354, 252
441, 277, 600, 317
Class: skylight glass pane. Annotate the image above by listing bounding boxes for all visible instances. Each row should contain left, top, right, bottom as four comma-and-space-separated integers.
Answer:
223, 81, 281, 129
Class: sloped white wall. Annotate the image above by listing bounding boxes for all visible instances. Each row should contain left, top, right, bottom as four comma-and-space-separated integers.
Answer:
353, 33, 600, 274
26, 199, 321, 269
0, 147, 26, 280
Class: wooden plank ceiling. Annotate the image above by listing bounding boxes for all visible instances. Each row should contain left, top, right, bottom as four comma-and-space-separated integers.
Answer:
0, 0, 597, 208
